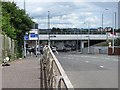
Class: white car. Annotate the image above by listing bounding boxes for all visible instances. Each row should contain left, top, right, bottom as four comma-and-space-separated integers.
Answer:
51, 47, 57, 52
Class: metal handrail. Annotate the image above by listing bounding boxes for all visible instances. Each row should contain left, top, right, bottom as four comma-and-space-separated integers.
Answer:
39, 31, 106, 35
40, 45, 74, 89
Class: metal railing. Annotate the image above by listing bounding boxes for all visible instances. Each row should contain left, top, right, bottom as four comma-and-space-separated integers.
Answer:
40, 45, 74, 89
39, 31, 106, 35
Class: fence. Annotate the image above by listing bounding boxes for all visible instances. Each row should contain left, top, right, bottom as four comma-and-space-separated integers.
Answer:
0, 34, 15, 62
40, 45, 74, 89
0, 34, 2, 61
82, 46, 108, 54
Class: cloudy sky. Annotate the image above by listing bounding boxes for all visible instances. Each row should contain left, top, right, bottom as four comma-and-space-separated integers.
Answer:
4, 0, 119, 29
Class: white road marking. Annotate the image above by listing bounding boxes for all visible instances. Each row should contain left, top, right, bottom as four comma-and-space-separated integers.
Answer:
85, 61, 89, 63
60, 54, 118, 62
100, 65, 104, 68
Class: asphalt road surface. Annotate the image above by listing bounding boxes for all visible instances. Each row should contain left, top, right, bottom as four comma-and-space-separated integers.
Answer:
56, 52, 118, 88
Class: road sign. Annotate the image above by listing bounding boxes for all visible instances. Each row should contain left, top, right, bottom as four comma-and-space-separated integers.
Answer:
30, 33, 38, 38
24, 35, 29, 40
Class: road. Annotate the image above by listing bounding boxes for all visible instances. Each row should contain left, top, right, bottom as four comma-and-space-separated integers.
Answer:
56, 52, 118, 88
2, 56, 40, 89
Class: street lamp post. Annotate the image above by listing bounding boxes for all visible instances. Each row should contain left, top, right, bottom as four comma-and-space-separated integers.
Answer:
112, 12, 117, 54
101, 8, 109, 34
23, 0, 26, 58
80, 29, 83, 53
24, 0, 26, 12
76, 30, 79, 52
103, 8, 116, 54
37, 29, 40, 58
87, 23, 90, 54
48, 11, 50, 46
101, 13, 103, 34
35, 37, 37, 57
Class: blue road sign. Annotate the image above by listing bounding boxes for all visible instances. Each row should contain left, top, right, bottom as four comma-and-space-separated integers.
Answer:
24, 35, 29, 40
30, 33, 38, 38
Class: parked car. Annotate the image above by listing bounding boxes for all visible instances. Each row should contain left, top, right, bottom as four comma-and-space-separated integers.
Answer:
51, 46, 57, 52
64, 46, 71, 51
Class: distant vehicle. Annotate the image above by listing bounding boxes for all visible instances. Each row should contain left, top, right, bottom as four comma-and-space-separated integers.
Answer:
71, 44, 76, 50
56, 43, 65, 51
39, 46, 43, 54
64, 46, 71, 51
51, 46, 57, 52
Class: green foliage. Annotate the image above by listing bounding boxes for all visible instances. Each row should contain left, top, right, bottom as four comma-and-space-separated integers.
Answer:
116, 29, 120, 32
2, 1, 34, 58
2, 2, 33, 38
51, 27, 61, 32
0, 1, 2, 33
2, 12, 16, 39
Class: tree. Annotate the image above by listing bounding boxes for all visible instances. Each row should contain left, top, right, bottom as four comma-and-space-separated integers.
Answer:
51, 27, 61, 32
2, 1, 34, 58
116, 28, 120, 33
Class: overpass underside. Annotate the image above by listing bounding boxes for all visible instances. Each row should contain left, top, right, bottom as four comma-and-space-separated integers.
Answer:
26, 39, 106, 49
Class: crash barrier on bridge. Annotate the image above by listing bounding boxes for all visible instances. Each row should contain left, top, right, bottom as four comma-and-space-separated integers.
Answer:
40, 45, 74, 89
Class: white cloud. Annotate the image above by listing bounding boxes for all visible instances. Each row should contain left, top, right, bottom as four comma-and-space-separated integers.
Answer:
10, 0, 118, 29
32, 18, 38, 23
32, 7, 43, 13
4, 0, 119, 2
85, 16, 99, 23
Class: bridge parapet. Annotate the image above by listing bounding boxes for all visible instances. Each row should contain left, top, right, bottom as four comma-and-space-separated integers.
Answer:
40, 45, 74, 89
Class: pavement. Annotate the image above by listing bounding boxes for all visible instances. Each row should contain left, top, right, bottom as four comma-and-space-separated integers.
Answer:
2, 56, 40, 89
0, 64, 2, 90
56, 52, 118, 88
1, 51, 119, 89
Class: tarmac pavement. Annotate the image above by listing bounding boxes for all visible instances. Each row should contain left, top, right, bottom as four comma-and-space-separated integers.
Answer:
2, 56, 40, 89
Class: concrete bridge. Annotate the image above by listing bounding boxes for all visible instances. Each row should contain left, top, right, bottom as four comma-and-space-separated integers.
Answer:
24, 30, 119, 53
28, 29, 118, 41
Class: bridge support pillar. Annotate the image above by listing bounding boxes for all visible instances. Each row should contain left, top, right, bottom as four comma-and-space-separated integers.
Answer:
81, 41, 84, 49
81, 41, 85, 53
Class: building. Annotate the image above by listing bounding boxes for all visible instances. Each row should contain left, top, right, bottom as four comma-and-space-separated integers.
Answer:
104, 27, 112, 32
